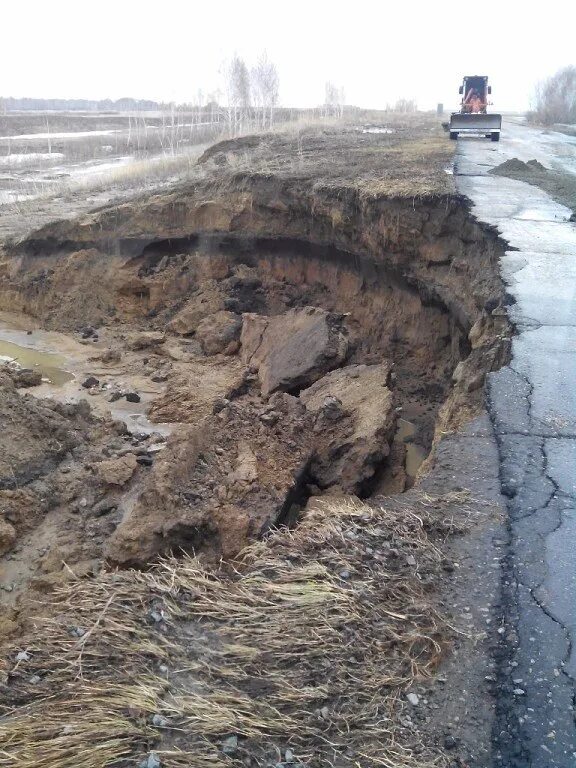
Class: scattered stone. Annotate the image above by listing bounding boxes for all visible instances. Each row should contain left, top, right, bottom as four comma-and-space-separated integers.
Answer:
406, 693, 420, 706
152, 713, 169, 727
138, 752, 161, 768
260, 411, 280, 426
100, 348, 121, 363
0, 518, 17, 556
125, 392, 141, 403
82, 376, 99, 389
130, 332, 166, 351
513, 688, 526, 696
136, 454, 153, 467
444, 735, 457, 749
151, 371, 169, 383
285, 749, 295, 762
147, 443, 166, 454
13, 368, 43, 388
92, 499, 118, 517
29, 674, 41, 684
108, 391, 123, 402
94, 454, 138, 486
15, 651, 31, 662
221, 735, 239, 755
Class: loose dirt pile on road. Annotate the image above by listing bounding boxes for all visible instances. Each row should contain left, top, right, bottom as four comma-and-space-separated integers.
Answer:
490, 156, 576, 217
0, 119, 511, 767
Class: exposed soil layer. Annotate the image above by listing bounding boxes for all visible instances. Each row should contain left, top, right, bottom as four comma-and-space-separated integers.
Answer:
0, 125, 512, 768
0, 132, 511, 581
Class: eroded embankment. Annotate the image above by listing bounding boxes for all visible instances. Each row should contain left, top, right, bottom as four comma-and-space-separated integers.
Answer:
0, 183, 510, 574
0, 170, 512, 768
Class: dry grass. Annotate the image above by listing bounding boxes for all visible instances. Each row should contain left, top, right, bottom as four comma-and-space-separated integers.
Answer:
199, 117, 455, 201
0, 494, 465, 768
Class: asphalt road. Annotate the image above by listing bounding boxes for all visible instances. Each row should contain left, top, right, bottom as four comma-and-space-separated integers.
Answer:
456, 120, 576, 766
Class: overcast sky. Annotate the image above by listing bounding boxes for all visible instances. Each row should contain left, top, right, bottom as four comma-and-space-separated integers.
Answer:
3, 0, 575, 111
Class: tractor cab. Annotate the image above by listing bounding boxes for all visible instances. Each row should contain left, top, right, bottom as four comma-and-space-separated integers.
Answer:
459, 75, 491, 114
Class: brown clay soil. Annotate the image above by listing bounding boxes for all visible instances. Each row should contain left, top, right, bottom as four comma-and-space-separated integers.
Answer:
0, 117, 511, 768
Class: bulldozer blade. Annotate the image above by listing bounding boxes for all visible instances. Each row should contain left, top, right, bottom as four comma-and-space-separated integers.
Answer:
449, 113, 502, 134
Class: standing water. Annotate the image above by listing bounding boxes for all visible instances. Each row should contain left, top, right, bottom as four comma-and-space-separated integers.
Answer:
0, 338, 73, 385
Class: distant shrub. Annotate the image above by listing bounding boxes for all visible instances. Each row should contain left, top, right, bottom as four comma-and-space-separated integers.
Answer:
530, 66, 576, 125
393, 98, 418, 113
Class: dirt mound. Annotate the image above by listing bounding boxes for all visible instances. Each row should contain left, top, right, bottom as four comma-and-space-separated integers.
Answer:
0, 372, 171, 640
489, 157, 576, 216
106, 393, 314, 564
489, 157, 548, 178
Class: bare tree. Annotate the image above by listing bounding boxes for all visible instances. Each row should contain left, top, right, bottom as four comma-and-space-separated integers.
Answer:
224, 55, 251, 134
251, 51, 279, 128
393, 98, 417, 113
532, 66, 576, 125
324, 81, 345, 118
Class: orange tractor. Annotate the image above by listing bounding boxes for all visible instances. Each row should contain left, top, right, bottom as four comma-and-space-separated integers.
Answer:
449, 75, 502, 142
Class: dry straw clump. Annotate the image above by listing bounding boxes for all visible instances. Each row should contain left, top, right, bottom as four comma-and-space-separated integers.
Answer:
0, 495, 459, 768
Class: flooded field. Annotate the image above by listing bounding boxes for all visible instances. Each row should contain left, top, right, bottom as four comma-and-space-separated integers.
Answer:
0, 109, 223, 205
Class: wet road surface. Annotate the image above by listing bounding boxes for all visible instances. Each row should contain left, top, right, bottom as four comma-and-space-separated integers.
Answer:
456, 120, 576, 766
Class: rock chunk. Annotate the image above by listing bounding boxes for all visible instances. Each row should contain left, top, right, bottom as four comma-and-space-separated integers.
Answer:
82, 376, 99, 389
94, 454, 138, 486
196, 311, 242, 356
100, 348, 122, 364
168, 283, 224, 335
300, 363, 396, 493
11, 368, 43, 388
0, 518, 16, 556
241, 307, 348, 396
129, 332, 166, 351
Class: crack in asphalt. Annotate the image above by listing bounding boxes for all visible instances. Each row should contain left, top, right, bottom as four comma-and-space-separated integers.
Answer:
528, 585, 575, 687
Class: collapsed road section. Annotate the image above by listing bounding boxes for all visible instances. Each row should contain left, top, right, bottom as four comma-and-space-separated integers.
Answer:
0, 123, 514, 767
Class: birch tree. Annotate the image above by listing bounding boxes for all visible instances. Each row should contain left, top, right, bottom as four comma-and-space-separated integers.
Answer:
225, 55, 251, 134
251, 51, 279, 128
324, 81, 345, 118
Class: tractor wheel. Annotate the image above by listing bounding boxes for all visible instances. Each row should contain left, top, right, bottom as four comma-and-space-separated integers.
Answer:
491, 132, 500, 142
449, 131, 458, 140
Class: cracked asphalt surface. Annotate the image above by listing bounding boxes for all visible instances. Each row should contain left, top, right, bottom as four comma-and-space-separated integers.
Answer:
456, 120, 576, 766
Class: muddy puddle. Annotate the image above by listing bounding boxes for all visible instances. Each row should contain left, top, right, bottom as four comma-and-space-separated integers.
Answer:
396, 418, 427, 479
0, 316, 172, 436
0, 338, 73, 385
